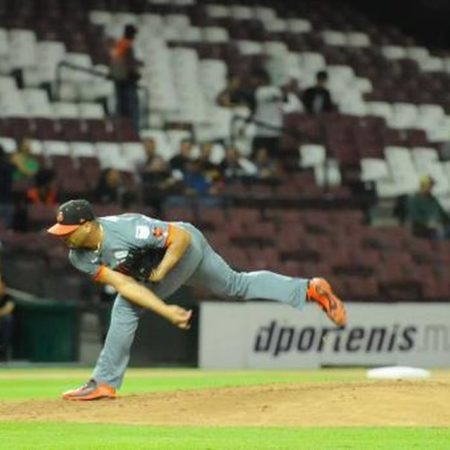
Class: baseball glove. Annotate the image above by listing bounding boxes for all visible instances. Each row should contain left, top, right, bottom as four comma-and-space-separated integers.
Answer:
115, 247, 166, 282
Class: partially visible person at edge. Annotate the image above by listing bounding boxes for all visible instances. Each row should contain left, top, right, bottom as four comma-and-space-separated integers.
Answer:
0, 273, 15, 362
0, 145, 15, 228
406, 175, 450, 239
46, 199, 347, 401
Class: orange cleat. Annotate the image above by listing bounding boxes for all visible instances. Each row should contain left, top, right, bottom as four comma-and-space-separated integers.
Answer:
307, 278, 347, 327
62, 379, 117, 401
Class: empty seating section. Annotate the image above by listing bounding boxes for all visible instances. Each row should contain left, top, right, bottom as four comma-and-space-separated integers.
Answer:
1, 0, 450, 303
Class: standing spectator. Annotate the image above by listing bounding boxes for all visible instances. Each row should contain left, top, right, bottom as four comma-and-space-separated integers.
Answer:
10, 138, 40, 181
0, 273, 14, 362
169, 139, 193, 174
110, 24, 142, 132
0, 146, 15, 228
406, 175, 450, 239
302, 70, 335, 114
26, 169, 58, 205
251, 70, 283, 159
282, 77, 303, 113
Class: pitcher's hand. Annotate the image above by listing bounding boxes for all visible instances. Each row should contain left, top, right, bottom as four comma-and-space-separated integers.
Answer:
165, 305, 193, 330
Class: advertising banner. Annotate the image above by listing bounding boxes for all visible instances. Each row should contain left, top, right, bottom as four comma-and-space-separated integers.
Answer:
199, 302, 450, 368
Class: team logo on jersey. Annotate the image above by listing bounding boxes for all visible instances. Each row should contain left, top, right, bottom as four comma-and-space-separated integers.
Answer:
135, 225, 150, 239
114, 250, 129, 260
152, 227, 164, 238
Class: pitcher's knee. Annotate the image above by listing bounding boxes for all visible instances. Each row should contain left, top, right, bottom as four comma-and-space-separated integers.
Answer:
225, 271, 250, 299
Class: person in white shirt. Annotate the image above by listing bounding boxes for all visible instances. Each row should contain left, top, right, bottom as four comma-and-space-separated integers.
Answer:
251, 70, 283, 159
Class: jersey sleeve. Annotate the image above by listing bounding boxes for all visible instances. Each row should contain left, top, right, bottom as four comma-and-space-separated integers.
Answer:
69, 250, 102, 278
127, 214, 172, 249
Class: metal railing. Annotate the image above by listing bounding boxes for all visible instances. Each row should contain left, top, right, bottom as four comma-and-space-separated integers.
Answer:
230, 113, 302, 144
230, 112, 336, 189
55, 61, 150, 128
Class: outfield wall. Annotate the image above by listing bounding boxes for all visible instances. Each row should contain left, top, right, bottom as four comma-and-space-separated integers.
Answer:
199, 302, 450, 369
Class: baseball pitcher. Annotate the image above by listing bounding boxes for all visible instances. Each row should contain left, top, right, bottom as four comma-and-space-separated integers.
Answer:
47, 199, 347, 400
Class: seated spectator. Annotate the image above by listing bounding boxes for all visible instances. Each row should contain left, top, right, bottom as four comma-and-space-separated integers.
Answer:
253, 147, 278, 179
302, 70, 335, 114
251, 70, 283, 158
10, 138, 40, 181
141, 156, 183, 213
282, 77, 303, 113
183, 160, 215, 197
216, 74, 254, 110
26, 169, 58, 205
219, 147, 257, 179
0, 273, 14, 362
170, 139, 193, 174
197, 142, 221, 181
94, 168, 128, 205
406, 175, 450, 239
0, 146, 14, 228
139, 137, 157, 171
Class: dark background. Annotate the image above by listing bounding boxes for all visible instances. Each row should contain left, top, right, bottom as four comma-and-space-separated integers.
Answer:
343, 0, 450, 49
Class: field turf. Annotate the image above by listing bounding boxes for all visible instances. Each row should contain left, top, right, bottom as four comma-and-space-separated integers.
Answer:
0, 368, 448, 449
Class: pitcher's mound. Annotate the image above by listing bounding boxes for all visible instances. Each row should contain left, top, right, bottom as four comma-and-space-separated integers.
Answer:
2, 381, 450, 426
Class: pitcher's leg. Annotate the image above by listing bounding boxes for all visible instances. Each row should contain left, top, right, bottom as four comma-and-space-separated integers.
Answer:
92, 294, 143, 389
188, 245, 308, 309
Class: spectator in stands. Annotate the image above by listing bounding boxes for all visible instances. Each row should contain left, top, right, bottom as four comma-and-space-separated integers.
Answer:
94, 168, 128, 206
216, 74, 254, 110
169, 139, 193, 174
282, 77, 303, 113
251, 69, 283, 159
137, 137, 159, 174
0, 273, 14, 362
183, 160, 216, 197
0, 146, 15, 228
406, 175, 450, 239
141, 155, 184, 213
26, 169, 58, 205
110, 24, 142, 132
219, 146, 257, 179
141, 137, 157, 168
253, 147, 278, 179
10, 138, 40, 181
302, 70, 335, 114
197, 142, 221, 181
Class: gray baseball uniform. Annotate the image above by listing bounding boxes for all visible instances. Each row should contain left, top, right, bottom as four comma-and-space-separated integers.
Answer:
69, 213, 308, 388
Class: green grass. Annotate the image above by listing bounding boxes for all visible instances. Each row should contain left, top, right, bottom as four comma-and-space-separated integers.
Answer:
1, 368, 449, 449
0, 368, 366, 400
1, 423, 449, 450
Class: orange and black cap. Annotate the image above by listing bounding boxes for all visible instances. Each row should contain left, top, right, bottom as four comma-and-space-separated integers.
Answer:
47, 199, 95, 236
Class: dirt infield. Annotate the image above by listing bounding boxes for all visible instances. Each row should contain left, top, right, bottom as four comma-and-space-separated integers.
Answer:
1, 380, 450, 427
